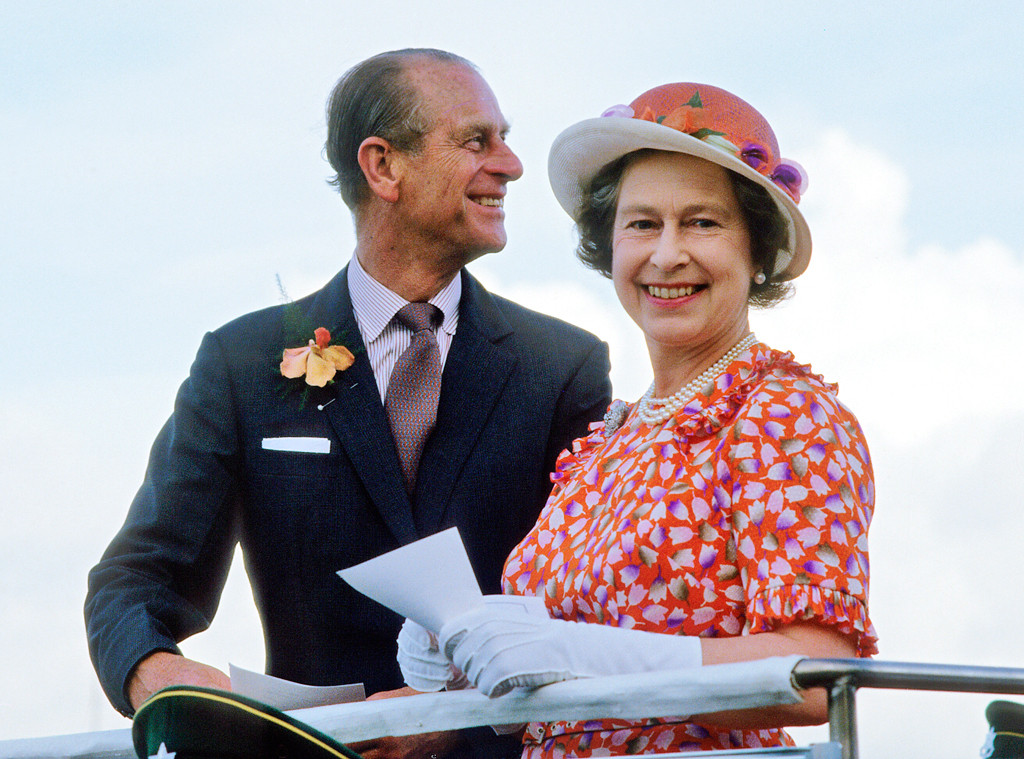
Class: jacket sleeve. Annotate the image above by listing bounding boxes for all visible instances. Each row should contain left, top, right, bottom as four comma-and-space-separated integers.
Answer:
84, 330, 244, 715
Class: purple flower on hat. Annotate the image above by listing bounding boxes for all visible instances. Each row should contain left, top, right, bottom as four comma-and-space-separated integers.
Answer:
739, 141, 770, 172
601, 104, 635, 118
770, 159, 809, 203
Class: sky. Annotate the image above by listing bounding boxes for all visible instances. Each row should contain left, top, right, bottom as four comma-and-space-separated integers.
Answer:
2, 2, 1024, 756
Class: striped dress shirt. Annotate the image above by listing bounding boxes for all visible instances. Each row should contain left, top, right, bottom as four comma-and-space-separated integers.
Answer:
347, 255, 461, 402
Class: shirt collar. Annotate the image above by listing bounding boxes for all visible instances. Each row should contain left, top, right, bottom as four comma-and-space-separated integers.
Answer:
348, 254, 461, 341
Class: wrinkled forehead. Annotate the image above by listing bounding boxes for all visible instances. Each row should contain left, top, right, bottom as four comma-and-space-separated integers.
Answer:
406, 59, 508, 132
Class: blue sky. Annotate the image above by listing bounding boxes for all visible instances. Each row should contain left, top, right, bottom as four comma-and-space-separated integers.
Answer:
3, 3, 1024, 756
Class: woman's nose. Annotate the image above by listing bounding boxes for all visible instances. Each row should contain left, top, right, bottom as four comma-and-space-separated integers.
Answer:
649, 229, 691, 270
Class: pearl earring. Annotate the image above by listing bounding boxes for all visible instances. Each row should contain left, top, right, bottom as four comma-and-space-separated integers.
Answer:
753, 272, 766, 285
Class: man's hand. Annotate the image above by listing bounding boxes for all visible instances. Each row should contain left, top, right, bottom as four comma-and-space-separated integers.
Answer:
127, 651, 231, 711
347, 687, 464, 759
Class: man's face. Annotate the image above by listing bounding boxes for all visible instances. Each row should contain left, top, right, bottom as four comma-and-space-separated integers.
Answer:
393, 62, 524, 264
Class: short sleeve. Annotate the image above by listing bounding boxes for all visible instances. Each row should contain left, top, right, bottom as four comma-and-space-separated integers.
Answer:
725, 373, 878, 656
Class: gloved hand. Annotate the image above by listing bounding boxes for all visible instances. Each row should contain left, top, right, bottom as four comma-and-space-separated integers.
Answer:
439, 595, 703, 697
397, 618, 468, 692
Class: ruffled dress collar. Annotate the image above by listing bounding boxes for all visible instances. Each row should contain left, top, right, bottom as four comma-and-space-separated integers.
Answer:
552, 341, 832, 486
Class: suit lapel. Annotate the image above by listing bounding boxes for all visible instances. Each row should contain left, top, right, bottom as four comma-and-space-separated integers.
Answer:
414, 273, 517, 534
306, 267, 419, 546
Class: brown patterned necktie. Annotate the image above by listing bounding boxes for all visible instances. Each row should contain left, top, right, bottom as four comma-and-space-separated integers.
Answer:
385, 302, 442, 493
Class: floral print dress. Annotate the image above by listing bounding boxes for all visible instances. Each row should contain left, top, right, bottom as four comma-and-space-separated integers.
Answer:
502, 343, 878, 756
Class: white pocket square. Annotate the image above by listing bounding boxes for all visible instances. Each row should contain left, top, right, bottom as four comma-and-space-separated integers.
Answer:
261, 436, 331, 454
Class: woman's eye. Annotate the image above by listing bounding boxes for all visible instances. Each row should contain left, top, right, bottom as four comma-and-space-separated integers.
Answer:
628, 219, 656, 230
692, 218, 718, 229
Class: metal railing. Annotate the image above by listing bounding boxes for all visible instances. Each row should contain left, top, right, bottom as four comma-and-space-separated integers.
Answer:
792, 659, 1024, 759
3, 658, 1024, 759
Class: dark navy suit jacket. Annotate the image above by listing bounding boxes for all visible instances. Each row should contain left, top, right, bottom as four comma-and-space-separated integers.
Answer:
85, 267, 611, 743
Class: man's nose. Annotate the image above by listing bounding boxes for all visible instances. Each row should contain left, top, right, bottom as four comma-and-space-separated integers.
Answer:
489, 140, 524, 181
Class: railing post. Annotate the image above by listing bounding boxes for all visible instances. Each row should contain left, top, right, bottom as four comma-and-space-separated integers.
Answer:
827, 675, 858, 759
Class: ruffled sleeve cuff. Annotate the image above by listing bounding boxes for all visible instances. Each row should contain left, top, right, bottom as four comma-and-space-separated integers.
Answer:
747, 585, 879, 657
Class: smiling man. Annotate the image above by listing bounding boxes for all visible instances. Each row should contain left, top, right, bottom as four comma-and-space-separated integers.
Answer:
85, 49, 611, 759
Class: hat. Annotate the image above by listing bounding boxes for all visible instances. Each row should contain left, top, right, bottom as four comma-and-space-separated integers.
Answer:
548, 82, 812, 280
982, 700, 1024, 758
132, 686, 363, 759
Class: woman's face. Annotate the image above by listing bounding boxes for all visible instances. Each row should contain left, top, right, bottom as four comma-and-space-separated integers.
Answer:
611, 151, 755, 364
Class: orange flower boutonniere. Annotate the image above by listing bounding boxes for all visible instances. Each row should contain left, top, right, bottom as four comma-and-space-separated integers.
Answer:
280, 327, 354, 387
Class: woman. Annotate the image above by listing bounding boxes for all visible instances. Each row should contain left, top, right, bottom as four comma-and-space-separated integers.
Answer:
401, 82, 877, 755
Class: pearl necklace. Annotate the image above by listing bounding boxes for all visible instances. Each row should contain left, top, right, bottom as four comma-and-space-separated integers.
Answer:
636, 333, 757, 426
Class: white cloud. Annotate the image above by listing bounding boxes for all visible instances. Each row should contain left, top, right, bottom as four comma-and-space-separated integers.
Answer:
756, 131, 1024, 448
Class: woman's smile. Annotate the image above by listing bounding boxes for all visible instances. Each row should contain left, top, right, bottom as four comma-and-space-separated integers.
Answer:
644, 283, 706, 301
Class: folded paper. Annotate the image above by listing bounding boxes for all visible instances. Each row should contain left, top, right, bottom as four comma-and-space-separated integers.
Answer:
337, 527, 482, 632
229, 664, 364, 710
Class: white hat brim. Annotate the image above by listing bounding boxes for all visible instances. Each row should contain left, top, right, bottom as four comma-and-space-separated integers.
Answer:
548, 117, 811, 280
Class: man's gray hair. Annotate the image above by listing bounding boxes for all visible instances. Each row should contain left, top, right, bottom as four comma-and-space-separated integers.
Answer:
325, 48, 476, 213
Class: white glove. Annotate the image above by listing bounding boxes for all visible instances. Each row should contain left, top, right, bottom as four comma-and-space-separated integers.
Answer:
397, 618, 468, 692
439, 595, 703, 697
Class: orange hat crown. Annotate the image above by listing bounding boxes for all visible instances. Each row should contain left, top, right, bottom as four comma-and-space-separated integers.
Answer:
604, 83, 807, 203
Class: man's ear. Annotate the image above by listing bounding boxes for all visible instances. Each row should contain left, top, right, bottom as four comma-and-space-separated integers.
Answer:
357, 136, 402, 204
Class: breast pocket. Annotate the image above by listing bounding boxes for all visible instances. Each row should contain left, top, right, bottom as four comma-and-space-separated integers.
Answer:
254, 438, 339, 478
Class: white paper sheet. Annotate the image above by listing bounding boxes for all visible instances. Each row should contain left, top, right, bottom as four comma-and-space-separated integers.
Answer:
337, 527, 482, 632
229, 664, 365, 710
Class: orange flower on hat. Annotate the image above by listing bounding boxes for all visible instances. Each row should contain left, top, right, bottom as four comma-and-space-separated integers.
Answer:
643, 92, 742, 156
280, 327, 354, 387
661, 104, 709, 134
636, 105, 659, 123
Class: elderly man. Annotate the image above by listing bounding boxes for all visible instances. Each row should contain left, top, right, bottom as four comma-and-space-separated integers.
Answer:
85, 49, 610, 758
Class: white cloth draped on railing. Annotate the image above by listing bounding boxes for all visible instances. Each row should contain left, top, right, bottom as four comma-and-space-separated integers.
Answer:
0, 656, 804, 759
